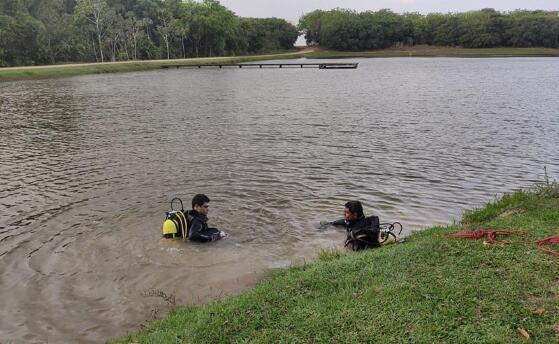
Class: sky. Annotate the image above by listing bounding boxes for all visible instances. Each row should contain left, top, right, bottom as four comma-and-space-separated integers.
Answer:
218, 0, 559, 23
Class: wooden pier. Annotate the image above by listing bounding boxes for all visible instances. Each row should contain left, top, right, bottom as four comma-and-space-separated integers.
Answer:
161, 62, 358, 70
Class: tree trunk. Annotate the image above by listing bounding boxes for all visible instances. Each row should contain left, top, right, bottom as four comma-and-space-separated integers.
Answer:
164, 35, 170, 59
111, 39, 117, 61
96, 20, 104, 62
91, 37, 98, 62
47, 34, 55, 64
124, 41, 130, 60
113, 33, 120, 61
133, 35, 137, 60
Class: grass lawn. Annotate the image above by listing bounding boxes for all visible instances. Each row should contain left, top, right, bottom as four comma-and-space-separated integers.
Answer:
3, 46, 559, 82
305, 45, 559, 59
112, 183, 559, 343
0, 51, 303, 82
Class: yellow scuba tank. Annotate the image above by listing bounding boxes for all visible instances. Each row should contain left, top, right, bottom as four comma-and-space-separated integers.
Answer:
162, 218, 178, 238
162, 198, 188, 239
378, 231, 397, 245
378, 222, 403, 246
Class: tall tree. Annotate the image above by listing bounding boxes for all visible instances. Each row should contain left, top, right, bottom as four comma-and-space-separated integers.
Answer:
32, 0, 71, 63
155, 3, 172, 59
74, 0, 112, 62
106, 9, 124, 61
124, 12, 150, 59
298, 10, 324, 46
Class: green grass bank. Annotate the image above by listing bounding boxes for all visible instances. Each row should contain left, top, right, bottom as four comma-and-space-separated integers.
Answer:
113, 184, 559, 343
305, 45, 559, 59
0, 51, 302, 82
3, 46, 559, 82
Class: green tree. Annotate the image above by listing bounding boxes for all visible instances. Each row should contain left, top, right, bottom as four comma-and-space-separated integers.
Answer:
404, 12, 427, 45
74, 0, 112, 62
155, 6, 172, 59
298, 10, 324, 46
34, 0, 74, 63
105, 9, 124, 61
239, 17, 298, 53
168, 18, 184, 57
123, 12, 150, 59
456, 9, 503, 48
0, 10, 45, 65
200, 0, 237, 56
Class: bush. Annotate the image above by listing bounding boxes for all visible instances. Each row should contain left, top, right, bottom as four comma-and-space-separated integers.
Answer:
534, 167, 559, 198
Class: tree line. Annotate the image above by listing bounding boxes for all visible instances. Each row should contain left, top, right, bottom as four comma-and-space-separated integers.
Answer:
0, 0, 299, 66
298, 8, 559, 51
3, 3, 558, 67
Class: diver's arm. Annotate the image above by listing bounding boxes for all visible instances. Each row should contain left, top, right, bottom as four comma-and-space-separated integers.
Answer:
188, 218, 213, 242
331, 219, 346, 227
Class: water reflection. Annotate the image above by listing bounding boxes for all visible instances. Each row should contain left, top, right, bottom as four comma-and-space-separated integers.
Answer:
0, 57, 558, 342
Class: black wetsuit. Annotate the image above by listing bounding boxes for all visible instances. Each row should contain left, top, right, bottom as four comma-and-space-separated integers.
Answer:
332, 215, 380, 251
186, 210, 222, 242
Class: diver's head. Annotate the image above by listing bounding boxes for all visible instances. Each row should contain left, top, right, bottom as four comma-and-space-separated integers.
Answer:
192, 194, 210, 216
344, 200, 363, 222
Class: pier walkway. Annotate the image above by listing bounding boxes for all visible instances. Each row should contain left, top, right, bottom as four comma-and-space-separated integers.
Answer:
161, 62, 358, 70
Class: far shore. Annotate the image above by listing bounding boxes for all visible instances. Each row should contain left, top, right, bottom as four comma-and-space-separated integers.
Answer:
2, 46, 559, 81
0, 51, 305, 82
305, 45, 559, 59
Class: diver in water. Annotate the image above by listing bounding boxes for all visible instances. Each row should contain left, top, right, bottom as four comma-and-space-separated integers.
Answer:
327, 200, 381, 251
187, 194, 226, 242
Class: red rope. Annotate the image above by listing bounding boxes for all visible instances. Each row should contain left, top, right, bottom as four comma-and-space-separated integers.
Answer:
484, 230, 528, 244
447, 230, 528, 244
536, 236, 559, 256
447, 230, 559, 256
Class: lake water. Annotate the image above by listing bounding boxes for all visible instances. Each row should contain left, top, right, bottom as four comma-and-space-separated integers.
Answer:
1, 57, 558, 342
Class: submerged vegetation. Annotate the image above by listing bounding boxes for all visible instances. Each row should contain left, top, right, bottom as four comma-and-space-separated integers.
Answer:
113, 186, 558, 343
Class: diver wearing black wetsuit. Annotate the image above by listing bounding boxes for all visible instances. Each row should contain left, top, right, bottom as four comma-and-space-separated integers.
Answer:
331, 201, 380, 251
187, 209, 222, 242
187, 194, 224, 242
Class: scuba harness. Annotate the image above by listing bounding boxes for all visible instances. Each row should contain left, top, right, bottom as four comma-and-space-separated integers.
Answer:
162, 198, 188, 239
344, 217, 404, 251
378, 222, 403, 245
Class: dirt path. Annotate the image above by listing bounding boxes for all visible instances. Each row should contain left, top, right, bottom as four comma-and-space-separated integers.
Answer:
0, 50, 314, 71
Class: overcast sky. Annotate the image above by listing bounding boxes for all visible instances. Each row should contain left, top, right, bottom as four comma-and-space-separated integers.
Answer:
219, 0, 559, 23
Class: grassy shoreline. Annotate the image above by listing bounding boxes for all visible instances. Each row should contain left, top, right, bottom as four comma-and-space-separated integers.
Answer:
3, 46, 559, 82
305, 46, 559, 59
112, 185, 558, 343
0, 51, 303, 82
